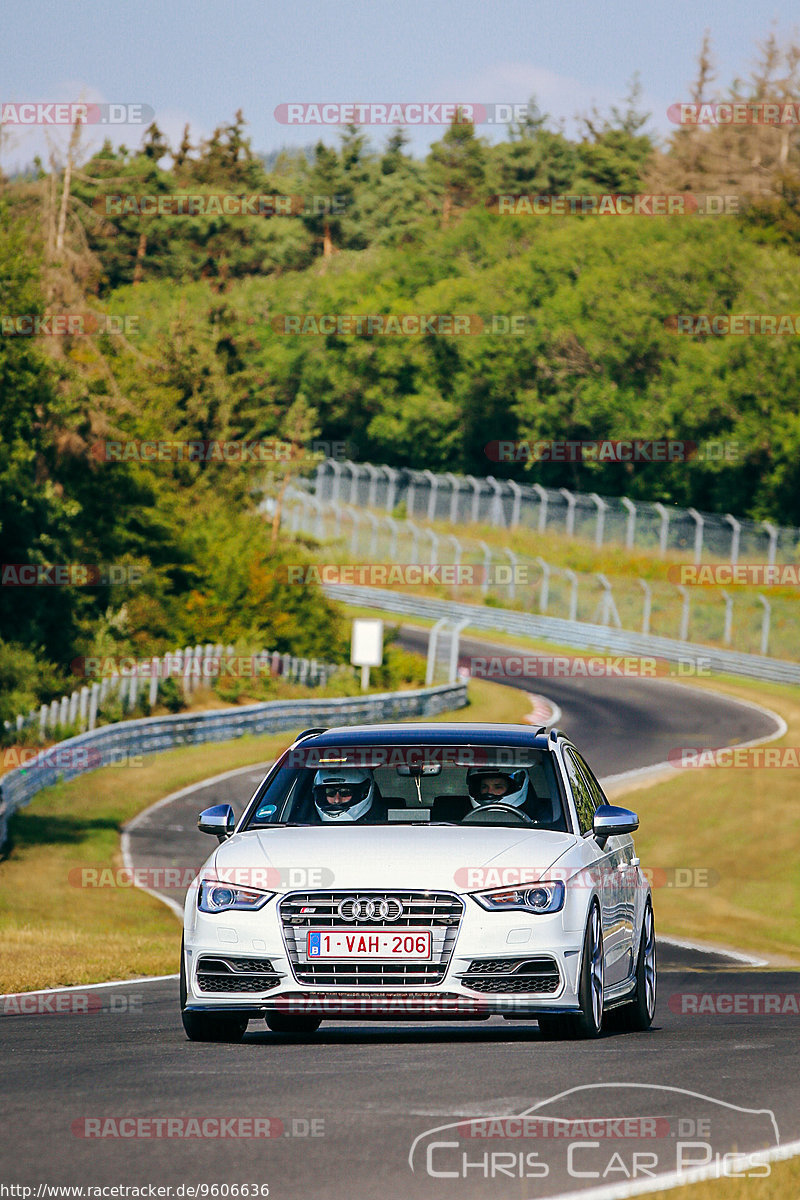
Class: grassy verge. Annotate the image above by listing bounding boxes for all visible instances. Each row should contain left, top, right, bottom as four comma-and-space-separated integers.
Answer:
0, 678, 531, 993
648, 1156, 800, 1200
604, 673, 800, 964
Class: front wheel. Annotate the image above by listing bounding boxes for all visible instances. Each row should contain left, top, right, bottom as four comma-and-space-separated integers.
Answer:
613, 901, 657, 1032
539, 903, 604, 1040
179, 936, 248, 1043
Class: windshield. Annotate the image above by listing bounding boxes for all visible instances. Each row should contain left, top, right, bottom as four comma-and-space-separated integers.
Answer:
242, 745, 568, 830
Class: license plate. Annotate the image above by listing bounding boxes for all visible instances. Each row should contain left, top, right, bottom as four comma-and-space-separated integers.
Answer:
306, 928, 432, 959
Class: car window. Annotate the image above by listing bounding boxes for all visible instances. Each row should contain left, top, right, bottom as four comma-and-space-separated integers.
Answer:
562, 748, 596, 835
243, 746, 568, 830
573, 752, 609, 811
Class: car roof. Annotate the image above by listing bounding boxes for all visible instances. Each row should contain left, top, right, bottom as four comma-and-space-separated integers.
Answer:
293, 723, 555, 750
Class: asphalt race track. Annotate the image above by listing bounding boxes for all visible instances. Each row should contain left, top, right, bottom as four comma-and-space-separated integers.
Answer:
2, 630, 795, 1200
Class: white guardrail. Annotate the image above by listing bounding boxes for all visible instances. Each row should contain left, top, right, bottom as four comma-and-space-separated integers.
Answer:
0, 681, 467, 850
321, 584, 800, 687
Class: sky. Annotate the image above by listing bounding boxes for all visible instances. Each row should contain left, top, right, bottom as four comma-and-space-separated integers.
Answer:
1, 0, 797, 172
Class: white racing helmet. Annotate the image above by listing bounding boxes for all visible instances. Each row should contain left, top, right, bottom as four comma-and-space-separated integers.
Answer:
466, 767, 529, 810
313, 767, 375, 822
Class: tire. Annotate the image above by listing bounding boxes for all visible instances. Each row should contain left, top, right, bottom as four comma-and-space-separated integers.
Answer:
539, 903, 604, 1040
265, 1013, 323, 1034
179, 936, 248, 1043
612, 901, 657, 1032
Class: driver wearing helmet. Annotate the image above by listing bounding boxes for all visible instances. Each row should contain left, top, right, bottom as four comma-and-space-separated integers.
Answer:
464, 765, 552, 823
312, 767, 387, 824
467, 767, 530, 810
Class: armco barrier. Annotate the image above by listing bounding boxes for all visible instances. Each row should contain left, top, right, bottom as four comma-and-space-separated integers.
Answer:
321, 584, 800, 687
0, 681, 467, 850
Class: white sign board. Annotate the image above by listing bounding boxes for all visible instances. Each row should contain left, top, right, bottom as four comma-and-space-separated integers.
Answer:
350, 619, 384, 667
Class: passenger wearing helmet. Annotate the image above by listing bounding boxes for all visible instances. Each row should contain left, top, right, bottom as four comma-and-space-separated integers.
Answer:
312, 767, 387, 823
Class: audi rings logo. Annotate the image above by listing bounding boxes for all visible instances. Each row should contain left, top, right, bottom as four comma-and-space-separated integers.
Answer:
337, 896, 404, 922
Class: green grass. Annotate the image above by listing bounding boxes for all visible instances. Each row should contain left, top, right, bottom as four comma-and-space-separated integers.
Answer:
647, 1154, 800, 1200
0, 677, 531, 993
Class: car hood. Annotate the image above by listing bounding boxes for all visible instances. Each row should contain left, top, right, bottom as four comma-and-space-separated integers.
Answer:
210, 825, 576, 893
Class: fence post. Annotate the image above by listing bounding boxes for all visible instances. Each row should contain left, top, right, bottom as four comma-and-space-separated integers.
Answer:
677, 586, 691, 641
486, 476, 505, 527
383, 466, 399, 512
757, 594, 771, 656
364, 462, 380, 508
590, 493, 608, 548
654, 502, 670, 556
477, 540, 491, 595
88, 684, 100, 731
503, 548, 518, 601
444, 473, 461, 523
422, 469, 439, 522
564, 568, 579, 622
79, 688, 89, 731
688, 508, 704, 565
724, 514, 741, 566
638, 579, 652, 636
149, 660, 160, 708
39, 704, 48, 738
762, 522, 778, 567
559, 487, 576, 537
449, 618, 470, 682
536, 557, 551, 613
426, 618, 448, 686
621, 497, 637, 550
532, 484, 548, 533
720, 590, 733, 645
405, 519, 420, 562
465, 475, 482, 524
507, 479, 522, 529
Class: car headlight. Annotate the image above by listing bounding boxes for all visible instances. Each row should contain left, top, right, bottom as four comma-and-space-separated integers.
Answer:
472, 880, 565, 914
198, 880, 274, 913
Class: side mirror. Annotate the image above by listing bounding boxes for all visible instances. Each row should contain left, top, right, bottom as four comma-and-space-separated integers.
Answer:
593, 803, 639, 848
198, 803, 236, 842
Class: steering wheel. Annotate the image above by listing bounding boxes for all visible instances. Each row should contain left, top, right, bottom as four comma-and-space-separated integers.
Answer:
460, 803, 534, 826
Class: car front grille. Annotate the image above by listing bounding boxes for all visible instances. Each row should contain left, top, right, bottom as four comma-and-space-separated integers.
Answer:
196, 955, 281, 994
279, 891, 463, 987
461, 956, 561, 994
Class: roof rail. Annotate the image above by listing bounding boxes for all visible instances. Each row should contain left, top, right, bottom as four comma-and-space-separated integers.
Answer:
293, 727, 328, 741
549, 728, 562, 742
533, 725, 547, 736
